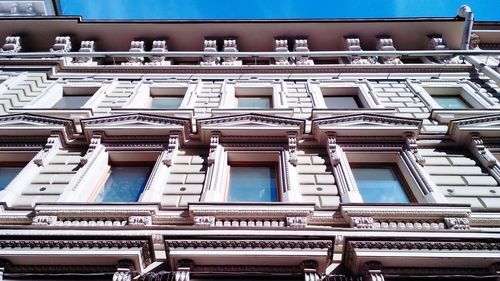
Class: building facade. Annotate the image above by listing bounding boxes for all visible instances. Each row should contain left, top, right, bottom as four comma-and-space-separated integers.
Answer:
0, 6, 499, 281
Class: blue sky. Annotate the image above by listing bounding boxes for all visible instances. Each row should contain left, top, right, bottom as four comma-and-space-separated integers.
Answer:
59, 0, 499, 21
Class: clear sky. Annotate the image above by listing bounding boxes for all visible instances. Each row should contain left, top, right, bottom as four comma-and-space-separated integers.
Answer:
59, 0, 499, 21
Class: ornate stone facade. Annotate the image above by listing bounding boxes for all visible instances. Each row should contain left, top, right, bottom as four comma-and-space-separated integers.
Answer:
0, 6, 499, 281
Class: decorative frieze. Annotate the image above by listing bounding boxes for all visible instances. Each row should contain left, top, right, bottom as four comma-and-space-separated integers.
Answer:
128, 216, 152, 226
444, 217, 470, 230
342, 204, 471, 230
286, 216, 308, 228
31, 215, 57, 226
350, 217, 374, 229
193, 215, 215, 227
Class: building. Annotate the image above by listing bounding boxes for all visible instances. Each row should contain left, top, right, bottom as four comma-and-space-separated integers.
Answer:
0, 4, 499, 281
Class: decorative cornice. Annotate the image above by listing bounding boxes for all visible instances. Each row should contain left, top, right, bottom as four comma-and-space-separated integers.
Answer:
313, 114, 421, 128
81, 113, 191, 140
197, 113, 304, 129
0, 238, 153, 267
165, 240, 332, 250
0, 113, 76, 138
347, 240, 500, 251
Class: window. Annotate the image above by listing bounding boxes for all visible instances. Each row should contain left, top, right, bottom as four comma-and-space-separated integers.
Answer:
237, 96, 271, 109
227, 164, 278, 202
320, 87, 366, 109
234, 87, 273, 109
52, 87, 98, 109
323, 96, 362, 109
95, 166, 152, 202
0, 166, 22, 191
352, 166, 411, 203
151, 96, 183, 109
149, 87, 187, 109
432, 95, 472, 109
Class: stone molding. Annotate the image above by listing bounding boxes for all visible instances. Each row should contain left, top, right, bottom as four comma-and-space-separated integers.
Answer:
341, 204, 471, 230
81, 113, 191, 141
166, 239, 332, 250
0, 238, 153, 268
189, 203, 314, 228
0, 113, 75, 141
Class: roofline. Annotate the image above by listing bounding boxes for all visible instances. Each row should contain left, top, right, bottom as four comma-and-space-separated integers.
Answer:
0, 15, 464, 24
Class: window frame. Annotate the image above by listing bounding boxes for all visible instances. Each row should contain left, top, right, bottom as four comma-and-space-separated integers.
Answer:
94, 162, 154, 203
202, 146, 294, 203
25, 83, 106, 110
350, 163, 416, 203
226, 162, 279, 202
219, 81, 288, 110
307, 80, 388, 118
341, 149, 437, 204
407, 80, 500, 123
0, 162, 26, 191
123, 82, 198, 110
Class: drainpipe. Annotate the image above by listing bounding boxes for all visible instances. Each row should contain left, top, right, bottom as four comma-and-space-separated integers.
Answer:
458, 5, 474, 50
465, 55, 500, 85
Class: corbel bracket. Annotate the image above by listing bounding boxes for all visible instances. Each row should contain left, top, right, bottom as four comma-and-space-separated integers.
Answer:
207, 131, 221, 166
404, 132, 425, 166
326, 132, 340, 166
288, 131, 298, 166
163, 131, 181, 167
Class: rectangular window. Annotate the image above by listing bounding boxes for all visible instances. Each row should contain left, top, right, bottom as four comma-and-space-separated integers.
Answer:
52, 95, 91, 109
95, 166, 151, 202
233, 87, 274, 109
151, 97, 183, 109
352, 166, 411, 203
432, 95, 472, 109
52, 87, 98, 109
149, 87, 187, 109
236, 96, 271, 109
0, 167, 22, 191
324, 96, 361, 109
227, 165, 277, 202
320, 87, 366, 109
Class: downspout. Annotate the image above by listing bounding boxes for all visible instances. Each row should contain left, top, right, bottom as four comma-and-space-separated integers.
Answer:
458, 5, 500, 86
465, 56, 500, 85
458, 5, 474, 50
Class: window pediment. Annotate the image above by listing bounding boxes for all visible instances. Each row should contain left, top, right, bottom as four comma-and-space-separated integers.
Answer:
312, 113, 421, 140
450, 114, 500, 141
0, 113, 75, 138
81, 113, 190, 141
197, 113, 304, 143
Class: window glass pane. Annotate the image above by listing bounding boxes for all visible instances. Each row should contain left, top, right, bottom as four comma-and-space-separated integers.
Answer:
237, 97, 271, 108
0, 167, 22, 191
352, 167, 410, 203
433, 96, 471, 109
95, 166, 151, 202
52, 96, 91, 109
151, 97, 183, 109
324, 96, 360, 109
228, 166, 277, 202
